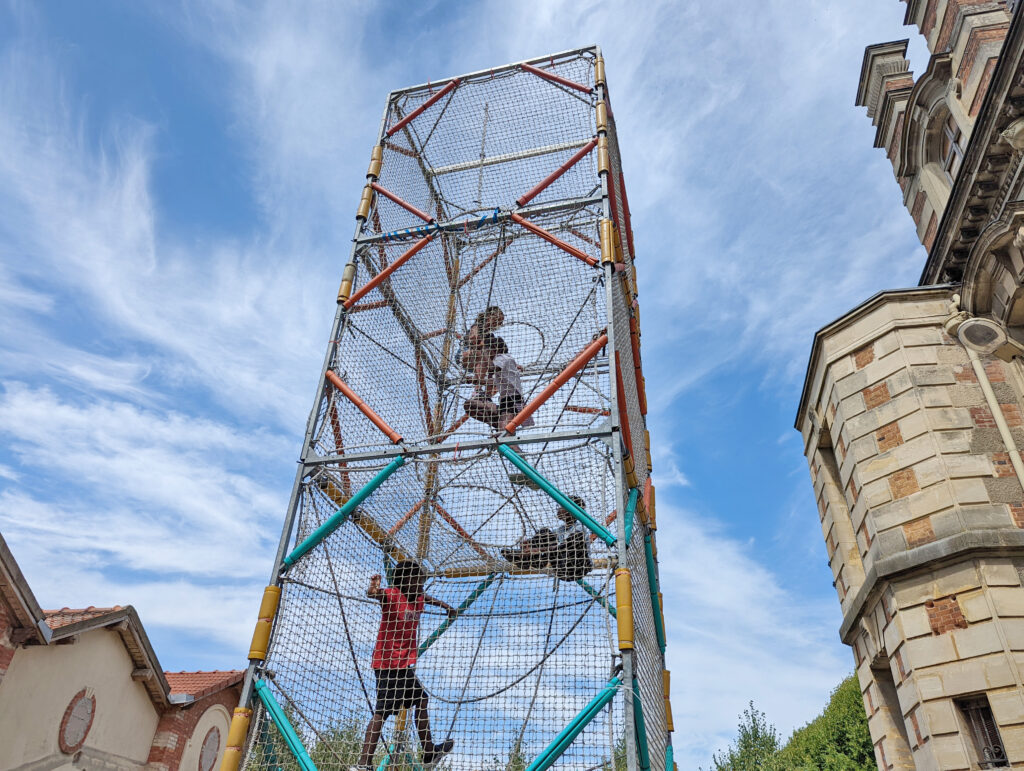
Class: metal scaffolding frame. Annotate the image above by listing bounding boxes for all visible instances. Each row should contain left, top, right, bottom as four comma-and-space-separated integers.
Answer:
222, 46, 672, 771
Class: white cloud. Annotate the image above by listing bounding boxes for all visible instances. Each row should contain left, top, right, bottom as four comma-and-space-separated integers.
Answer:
656, 503, 848, 765
0, 1, 928, 767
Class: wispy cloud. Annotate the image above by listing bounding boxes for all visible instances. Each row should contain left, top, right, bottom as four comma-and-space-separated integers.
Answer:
0, 1, 926, 767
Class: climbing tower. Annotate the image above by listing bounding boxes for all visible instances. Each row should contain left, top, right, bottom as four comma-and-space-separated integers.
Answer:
223, 47, 672, 771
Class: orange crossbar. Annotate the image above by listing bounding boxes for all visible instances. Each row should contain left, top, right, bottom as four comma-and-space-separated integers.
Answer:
349, 299, 390, 314
433, 502, 490, 560
325, 370, 403, 444
509, 213, 596, 267
505, 333, 608, 434
516, 138, 598, 207
565, 405, 610, 416
370, 182, 433, 223
388, 500, 426, 538
387, 79, 460, 137
614, 352, 634, 458
344, 235, 434, 309
520, 62, 592, 94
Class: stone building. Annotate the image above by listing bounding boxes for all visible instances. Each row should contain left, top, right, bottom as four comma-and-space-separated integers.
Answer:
796, 2, 1024, 769
0, 533, 242, 770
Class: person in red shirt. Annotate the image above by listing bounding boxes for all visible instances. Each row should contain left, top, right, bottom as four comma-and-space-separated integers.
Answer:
357, 560, 457, 769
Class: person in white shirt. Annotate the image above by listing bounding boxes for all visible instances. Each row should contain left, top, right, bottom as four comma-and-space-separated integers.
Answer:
463, 336, 534, 430
500, 496, 593, 581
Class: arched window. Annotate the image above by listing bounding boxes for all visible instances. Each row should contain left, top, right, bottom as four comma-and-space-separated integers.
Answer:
940, 114, 965, 183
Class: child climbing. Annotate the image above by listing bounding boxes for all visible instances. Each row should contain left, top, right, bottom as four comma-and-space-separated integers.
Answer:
500, 496, 593, 581
358, 560, 457, 769
457, 305, 505, 386
463, 335, 533, 431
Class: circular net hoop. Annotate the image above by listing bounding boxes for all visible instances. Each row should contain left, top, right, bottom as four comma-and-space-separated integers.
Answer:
241, 47, 666, 771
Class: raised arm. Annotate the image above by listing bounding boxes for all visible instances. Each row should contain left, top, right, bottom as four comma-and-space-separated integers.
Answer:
367, 574, 386, 601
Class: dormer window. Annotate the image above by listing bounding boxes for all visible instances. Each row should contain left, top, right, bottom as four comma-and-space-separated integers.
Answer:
941, 114, 965, 182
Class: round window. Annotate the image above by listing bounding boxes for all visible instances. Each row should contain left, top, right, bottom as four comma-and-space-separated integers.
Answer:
58, 689, 95, 754
199, 725, 221, 771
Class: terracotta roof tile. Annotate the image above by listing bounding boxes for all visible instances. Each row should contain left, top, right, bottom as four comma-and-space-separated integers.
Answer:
164, 670, 245, 699
43, 606, 124, 629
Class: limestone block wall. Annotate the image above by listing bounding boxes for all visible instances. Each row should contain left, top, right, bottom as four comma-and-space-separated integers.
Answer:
799, 286, 1024, 770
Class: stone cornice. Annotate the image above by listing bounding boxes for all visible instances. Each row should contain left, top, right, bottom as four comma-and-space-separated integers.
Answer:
838, 530, 1024, 643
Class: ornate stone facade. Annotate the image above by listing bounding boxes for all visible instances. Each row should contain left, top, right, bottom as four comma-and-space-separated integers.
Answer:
797, 3, 1024, 769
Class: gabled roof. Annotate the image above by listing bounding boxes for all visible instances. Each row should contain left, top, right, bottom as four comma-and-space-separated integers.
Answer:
39, 604, 173, 707
0, 533, 51, 644
45, 605, 124, 630
165, 670, 244, 700
1, 534, 244, 709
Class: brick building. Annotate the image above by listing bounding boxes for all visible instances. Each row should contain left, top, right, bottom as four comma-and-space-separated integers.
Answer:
0, 533, 242, 770
796, 2, 1024, 768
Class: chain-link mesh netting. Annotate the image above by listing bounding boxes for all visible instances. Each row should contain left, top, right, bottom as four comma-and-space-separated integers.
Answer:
241, 48, 667, 771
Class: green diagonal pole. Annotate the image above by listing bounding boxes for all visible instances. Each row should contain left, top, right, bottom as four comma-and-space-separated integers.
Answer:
632, 678, 651, 771
576, 578, 616, 618
283, 456, 405, 567
644, 534, 667, 655
665, 743, 675, 771
253, 679, 318, 771
498, 445, 616, 546
624, 486, 639, 544
526, 676, 621, 771
418, 573, 499, 655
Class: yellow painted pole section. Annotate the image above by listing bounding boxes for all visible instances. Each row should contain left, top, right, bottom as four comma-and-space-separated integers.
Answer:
597, 136, 610, 174
645, 430, 652, 471
219, 707, 253, 771
357, 185, 374, 220
367, 145, 383, 179
595, 56, 606, 89
248, 586, 282, 660
337, 263, 356, 305
600, 219, 615, 264
596, 100, 608, 134
663, 671, 674, 731
615, 568, 634, 650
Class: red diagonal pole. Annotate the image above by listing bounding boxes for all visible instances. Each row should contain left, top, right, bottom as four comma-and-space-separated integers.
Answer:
344, 235, 434, 309
325, 370, 403, 444
505, 333, 608, 434
387, 79, 461, 137
520, 62, 592, 94
509, 213, 597, 267
516, 138, 598, 207
370, 183, 433, 223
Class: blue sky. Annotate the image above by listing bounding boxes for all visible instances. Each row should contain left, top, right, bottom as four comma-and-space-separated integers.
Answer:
0, 1, 932, 767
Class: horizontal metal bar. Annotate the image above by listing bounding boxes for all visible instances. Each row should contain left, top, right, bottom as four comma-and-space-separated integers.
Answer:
428, 139, 591, 177
387, 46, 597, 100
355, 195, 603, 246
303, 426, 612, 466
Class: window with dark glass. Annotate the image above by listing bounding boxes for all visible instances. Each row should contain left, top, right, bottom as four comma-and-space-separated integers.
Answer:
957, 696, 1008, 769
942, 114, 965, 182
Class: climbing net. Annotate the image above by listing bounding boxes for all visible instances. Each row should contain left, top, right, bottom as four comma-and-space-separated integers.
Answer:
237, 47, 669, 771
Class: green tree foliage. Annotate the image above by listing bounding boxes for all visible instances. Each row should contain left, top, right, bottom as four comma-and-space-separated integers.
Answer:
704, 676, 875, 771
703, 703, 781, 771
774, 676, 874, 771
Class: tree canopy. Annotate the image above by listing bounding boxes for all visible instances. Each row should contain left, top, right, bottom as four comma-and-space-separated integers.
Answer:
703, 676, 875, 771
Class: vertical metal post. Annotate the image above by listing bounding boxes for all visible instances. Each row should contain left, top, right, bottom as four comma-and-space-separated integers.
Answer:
595, 44, 639, 771
232, 100, 394, 718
